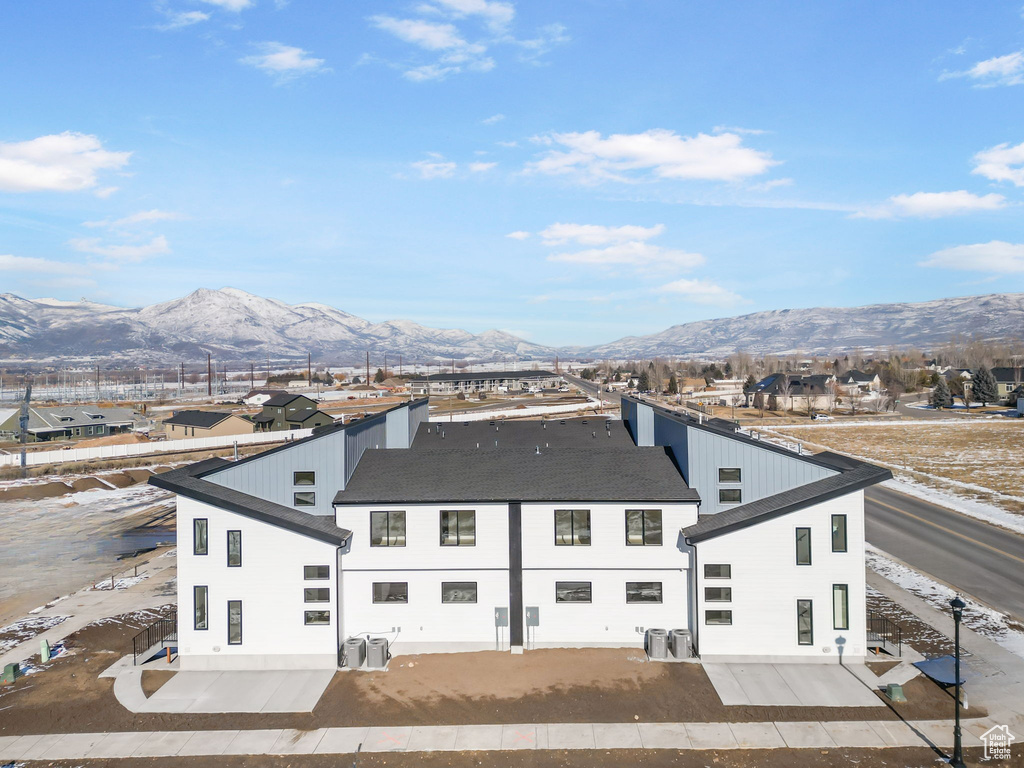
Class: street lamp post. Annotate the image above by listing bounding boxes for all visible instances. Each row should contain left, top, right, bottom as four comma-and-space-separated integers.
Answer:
950, 595, 966, 768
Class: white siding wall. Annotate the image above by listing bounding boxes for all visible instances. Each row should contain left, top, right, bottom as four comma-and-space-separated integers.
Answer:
176, 497, 340, 670
694, 490, 866, 663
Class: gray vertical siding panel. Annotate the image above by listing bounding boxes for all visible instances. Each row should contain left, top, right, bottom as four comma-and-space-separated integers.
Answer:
344, 418, 387, 485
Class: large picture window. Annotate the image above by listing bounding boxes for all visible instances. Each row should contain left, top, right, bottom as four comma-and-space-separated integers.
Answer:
227, 600, 242, 645
372, 582, 408, 603
193, 518, 208, 556
440, 510, 476, 546
795, 527, 812, 565
625, 581, 663, 604
227, 530, 242, 567
194, 585, 208, 630
625, 509, 662, 546
797, 599, 813, 645
555, 581, 592, 603
831, 514, 848, 552
833, 584, 849, 630
370, 511, 406, 547
441, 582, 477, 603
554, 509, 591, 545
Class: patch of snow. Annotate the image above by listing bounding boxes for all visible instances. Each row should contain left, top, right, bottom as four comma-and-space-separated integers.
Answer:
881, 477, 1024, 537
92, 572, 150, 591
0, 615, 68, 655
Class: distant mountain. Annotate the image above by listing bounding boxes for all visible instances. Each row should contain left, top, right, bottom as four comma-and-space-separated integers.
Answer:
0, 288, 553, 364
575, 293, 1024, 359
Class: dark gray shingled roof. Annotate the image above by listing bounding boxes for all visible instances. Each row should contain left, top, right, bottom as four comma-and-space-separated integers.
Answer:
681, 459, 891, 543
163, 410, 234, 429
334, 446, 698, 504
412, 418, 635, 451
149, 458, 351, 546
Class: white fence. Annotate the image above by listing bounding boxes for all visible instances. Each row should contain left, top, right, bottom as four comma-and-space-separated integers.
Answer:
0, 428, 313, 468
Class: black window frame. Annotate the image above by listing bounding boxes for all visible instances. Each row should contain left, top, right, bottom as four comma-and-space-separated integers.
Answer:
831, 514, 848, 553
704, 563, 731, 579
554, 509, 591, 546
304, 565, 330, 580
372, 581, 409, 604
304, 610, 331, 625
833, 584, 849, 630
718, 467, 741, 483
797, 599, 813, 645
227, 530, 242, 567
193, 518, 208, 556
370, 510, 407, 547
704, 586, 732, 602
625, 581, 663, 604
293, 470, 316, 486
555, 581, 593, 603
293, 491, 316, 507
625, 509, 663, 546
304, 587, 330, 603
193, 585, 208, 630
795, 527, 812, 565
718, 488, 742, 504
227, 600, 242, 645
440, 581, 478, 604
439, 509, 477, 547
705, 609, 732, 625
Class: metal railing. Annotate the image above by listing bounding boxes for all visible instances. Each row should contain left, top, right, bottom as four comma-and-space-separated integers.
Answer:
132, 610, 177, 665
866, 611, 903, 657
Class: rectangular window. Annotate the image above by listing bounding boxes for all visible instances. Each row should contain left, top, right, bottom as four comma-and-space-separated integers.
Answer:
370, 511, 406, 547
372, 582, 408, 603
833, 584, 849, 630
625, 581, 663, 604
555, 581, 592, 603
193, 518, 208, 556
440, 510, 476, 546
194, 585, 208, 630
304, 565, 330, 580
797, 599, 813, 645
704, 564, 731, 579
625, 509, 663, 546
554, 509, 591, 546
227, 600, 242, 644
705, 586, 732, 602
293, 471, 315, 485
705, 610, 733, 625
719, 488, 742, 504
718, 467, 741, 483
831, 514, 848, 553
304, 610, 330, 625
795, 527, 812, 565
227, 530, 242, 567
304, 588, 330, 603
441, 582, 478, 603
293, 491, 316, 507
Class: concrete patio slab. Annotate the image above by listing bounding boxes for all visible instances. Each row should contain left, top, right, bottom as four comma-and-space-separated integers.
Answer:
270, 728, 327, 754
705, 663, 881, 707
132, 730, 196, 757
701, 663, 754, 706
453, 724, 503, 751
314, 727, 369, 754
260, 669, 334, 713
223, 728, 286, 755
821, 721, 885, 747
363, 726, 413, 752
85, 731, 153, 758
685, 722, 737, 749
39, 733, 105, 760
592, 723, 643, 749
637, 723, 691, 749
178, 729, 240, 756
185, 671, 283, 713
132, 669, 334, 714
502, 724, 543, 749
407, 725, 459, 751
774, 721, 836, 748
728, 722, 786, 748
546, 723, 596, 749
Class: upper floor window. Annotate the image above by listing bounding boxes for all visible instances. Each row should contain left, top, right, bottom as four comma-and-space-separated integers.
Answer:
555, 509, 591, 546
227, 530, 242, 567
795, 527, 812, 565
831, 514, 847, 552
719, 488, 742, 504
193, 518, 208, 556
294, 491, 316, 507
304, 587, 330, 603
718, 468, 741, 483
370, 510, 406, 547
294, 471, 315, 486
625, 509, 663, 546
704, 564, 731, 579
705, 587, 732, 602
440, 510, 476, 546
304, 565, 329, 580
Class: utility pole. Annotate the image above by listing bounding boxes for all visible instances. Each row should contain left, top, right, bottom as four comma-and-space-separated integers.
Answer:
365, 351, 370, 386
250, 362, 255, 390
207, 353, 212, 397
384, 353, 388, 380
399, 354, 403, 378
19, 380, 32, 479
95, 365, 100, 401
307, 352, 312, 386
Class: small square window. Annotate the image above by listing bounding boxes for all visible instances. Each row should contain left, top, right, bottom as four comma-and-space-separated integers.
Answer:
719, 488, 742, 504
705, 610, 732, 625
304, 588, 330, 603
441, 582, 477, 603
371, 511, 406, 546
294, 491, 316, 507
440, 510, 476, 546
705, 586, 732, 602
304, 565, 329, 580
718, 468, 741, 483
294, 471, 316, 486
372, 582, 408, 603
625, 509, 662, 546
555, 509, 591, 545
304, 610, 330, 625
704, 564, 731, 579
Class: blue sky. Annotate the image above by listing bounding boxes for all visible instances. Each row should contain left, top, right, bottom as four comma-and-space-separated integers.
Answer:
2, 1, 1024, 346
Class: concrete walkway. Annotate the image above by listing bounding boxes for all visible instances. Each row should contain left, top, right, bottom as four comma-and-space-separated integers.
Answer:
0, 717, 997, 760
703, 662, 882, 707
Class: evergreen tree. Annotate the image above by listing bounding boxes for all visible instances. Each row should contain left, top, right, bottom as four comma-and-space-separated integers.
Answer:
638, 370, 651, 391
374, 367, 385, 383
743, 374, 757, 391
724, 361, 733, 377
668, 375, 678, 394
972, 366, 999, 406
930, 377, 952, 409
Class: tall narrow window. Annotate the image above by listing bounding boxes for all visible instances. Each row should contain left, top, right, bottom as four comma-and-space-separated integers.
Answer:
554, 509, 591, 545
227, 530, 242, 567
831, 514, 848, 553
193, 518, 208, 556
797, 599, 813, 645
227, 600, 242, 644
370, 511, 406, 547
625, 509, 663, 545
440, 510, 476, 546
833, 584, 849, 630
795, 527, 812, 565
194, 585, 208, 630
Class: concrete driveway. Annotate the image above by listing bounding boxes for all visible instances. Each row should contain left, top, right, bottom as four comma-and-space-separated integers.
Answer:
136, 669, 334, 713
703, 663, 882, 707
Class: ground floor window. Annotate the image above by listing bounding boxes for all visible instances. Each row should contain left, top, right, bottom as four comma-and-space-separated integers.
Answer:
194, 585, 208, 630
304, 588, 330, 602
441, 582, 477, 603
227, 600, 242, 644
625, 581, 663, 604
372, 582, 408, 603
833, 584, 849, 630
555, 581, 592, 603
797, 599, 813, 645
705, 610, 732, 625
704, 586, 731, 602
304, 610, 330, 625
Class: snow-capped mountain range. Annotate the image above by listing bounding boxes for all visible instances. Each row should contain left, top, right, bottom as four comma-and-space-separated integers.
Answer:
1, 288, 1022, 364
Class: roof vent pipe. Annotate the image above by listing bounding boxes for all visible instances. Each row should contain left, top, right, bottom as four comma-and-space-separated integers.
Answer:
535, 446, 541, 455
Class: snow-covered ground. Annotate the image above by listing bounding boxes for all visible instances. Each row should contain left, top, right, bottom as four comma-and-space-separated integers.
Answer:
0, 615, 68, 656
881, 477, 1024, 537
867, 546, 1024, 659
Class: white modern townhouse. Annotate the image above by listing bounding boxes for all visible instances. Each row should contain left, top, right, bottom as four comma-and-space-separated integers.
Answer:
151, 396, 890, 671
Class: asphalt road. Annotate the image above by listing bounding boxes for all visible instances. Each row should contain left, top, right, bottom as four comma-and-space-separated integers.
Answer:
865, 484, 1024, 622
563, 374, 622, 408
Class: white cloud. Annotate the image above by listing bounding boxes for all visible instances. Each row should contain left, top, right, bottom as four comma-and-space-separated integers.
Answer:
198, 0, 252, 10
854, 190, 1007, 219
513, 23, 569, 61
550, 241, 704, 272
655, 278, 745, 306
482, 113, 505, 125
371, 16, 470, 50
918, 241, 1024, 273
84, 209, 185, 229
539, 222, 664, 246
69, 235, 171, 263
972, 141, 1024, 186
941, 51, 1024, 87
496, 140, 518, 148
712, 125, 768, 136
432, 0, 514, 30
506, 230, 530, 240
156, 10, 210, 30
0, 132, 130, 193
412, 158, 457, 179
0, 254, 82, 275
526, 129, 778, 183
468, 161, 497, 172
240, 42, 328, 81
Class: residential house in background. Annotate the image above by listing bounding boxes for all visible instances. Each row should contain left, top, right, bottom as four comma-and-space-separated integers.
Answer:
836, 370, 880, 394
991, 368, 1024, 401
410, 370, 562, 396
746, 373, 837, 411
253, 393, 333, 432
164, 410, 255, 439
242, 389, 288, 407
0, 405, 144, 442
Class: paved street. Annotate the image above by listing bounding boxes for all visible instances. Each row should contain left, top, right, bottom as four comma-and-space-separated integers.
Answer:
865, 484, 1024, 621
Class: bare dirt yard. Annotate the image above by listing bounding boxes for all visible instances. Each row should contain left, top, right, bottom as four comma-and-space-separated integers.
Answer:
772, 420, 1024, 515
